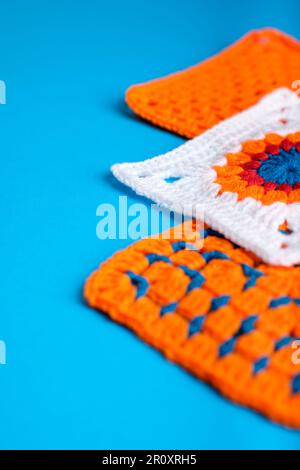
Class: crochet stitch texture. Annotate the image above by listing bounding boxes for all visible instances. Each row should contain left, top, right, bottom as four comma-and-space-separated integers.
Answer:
86, 28, 300, 429
85, 222, 300, 428
112, 89, 300, 266
126, 28, 300, 138
214, 132, 300, 204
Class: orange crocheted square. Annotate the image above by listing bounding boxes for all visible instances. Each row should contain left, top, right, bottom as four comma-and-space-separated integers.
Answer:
126, 28, 300, 138
85, 223, 300, 428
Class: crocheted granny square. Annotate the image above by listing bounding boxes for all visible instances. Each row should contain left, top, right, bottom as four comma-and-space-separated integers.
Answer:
126, 28, 300, 138
112, 89, 300, 266
85, 222, 300, 428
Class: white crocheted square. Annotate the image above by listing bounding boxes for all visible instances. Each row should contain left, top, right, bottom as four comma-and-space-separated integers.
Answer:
112, 88, 300, 266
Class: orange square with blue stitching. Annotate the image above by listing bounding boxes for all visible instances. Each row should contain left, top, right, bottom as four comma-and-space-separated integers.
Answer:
85, 222, 300, 429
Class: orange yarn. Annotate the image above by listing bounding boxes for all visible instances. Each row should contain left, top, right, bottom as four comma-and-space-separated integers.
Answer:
85, 222, 300, 428
214, 132, 300, 204
126, 29, 300, 138
85, 27, 300, 428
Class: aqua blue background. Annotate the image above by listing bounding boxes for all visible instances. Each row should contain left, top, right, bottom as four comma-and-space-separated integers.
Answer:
0, 0, 300, 450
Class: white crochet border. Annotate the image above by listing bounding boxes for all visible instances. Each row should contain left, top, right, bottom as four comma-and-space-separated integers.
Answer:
112, 88, 300, 266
